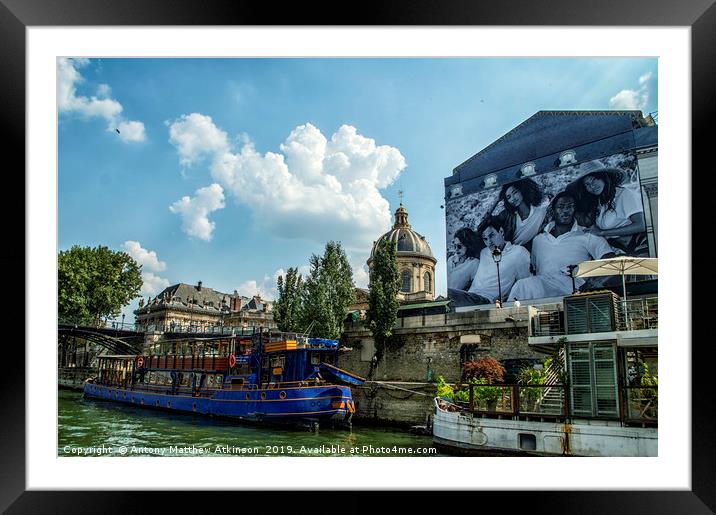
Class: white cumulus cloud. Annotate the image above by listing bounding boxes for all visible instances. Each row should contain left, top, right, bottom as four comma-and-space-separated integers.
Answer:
122, 240, 167, 272
117, 120, 146, 143
169, 183, 225, 241
168, 113, 229, 167
167, 116, 406, 250
57, 57, 146, 143
351, 256, 370, 289
121, 241, 170, 296
140, 272, 171, 297
609, 72, 654, 111
236, 268, 284, 301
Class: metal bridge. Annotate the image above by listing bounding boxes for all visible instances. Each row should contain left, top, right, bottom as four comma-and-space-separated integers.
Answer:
58, 323, 145, 355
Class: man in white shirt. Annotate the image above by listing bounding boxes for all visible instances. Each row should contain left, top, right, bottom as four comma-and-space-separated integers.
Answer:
448, 218, 531, 307
508, 191, 615, 301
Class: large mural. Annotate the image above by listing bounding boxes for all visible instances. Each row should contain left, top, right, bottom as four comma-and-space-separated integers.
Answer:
446, 151, 648, 307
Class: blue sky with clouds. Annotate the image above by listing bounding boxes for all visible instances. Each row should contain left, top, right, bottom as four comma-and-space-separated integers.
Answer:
57, 57, 657, 321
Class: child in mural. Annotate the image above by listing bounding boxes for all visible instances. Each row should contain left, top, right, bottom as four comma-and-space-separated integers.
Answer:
566, 161, 647, 256
494, 177, 549, 253
447, 227, 483, 291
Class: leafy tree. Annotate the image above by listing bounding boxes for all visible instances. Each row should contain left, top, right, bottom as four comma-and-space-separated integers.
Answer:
274, 267, 304, 332
58, 245, 143, 326
365, 238, 401, 367
462, 356, 506, 383
301, 241, 355, 339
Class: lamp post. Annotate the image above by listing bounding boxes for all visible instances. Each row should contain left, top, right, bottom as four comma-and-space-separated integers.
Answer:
121, 313, 125, 330
566, 264, 578, 293
491, 246, 503, 306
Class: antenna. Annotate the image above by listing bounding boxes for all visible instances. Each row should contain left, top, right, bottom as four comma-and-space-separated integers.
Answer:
398, 189, 404, 206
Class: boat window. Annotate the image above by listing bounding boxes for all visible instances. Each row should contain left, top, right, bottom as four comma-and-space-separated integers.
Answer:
310, 353, 320, 365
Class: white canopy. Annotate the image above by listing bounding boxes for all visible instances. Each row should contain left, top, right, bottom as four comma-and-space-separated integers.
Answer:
575, 257, 657, 301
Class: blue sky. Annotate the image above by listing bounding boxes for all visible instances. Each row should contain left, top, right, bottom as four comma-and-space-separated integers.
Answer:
57, 57, 658, 321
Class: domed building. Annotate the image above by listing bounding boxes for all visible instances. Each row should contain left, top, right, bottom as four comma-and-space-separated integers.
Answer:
367, 202, 437, 302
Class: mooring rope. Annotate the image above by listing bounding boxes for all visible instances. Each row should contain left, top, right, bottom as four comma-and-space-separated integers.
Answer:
364, 381, 436, 398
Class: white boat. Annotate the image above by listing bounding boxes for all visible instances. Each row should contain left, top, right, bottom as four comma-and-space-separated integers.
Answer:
432, 291, 658, 457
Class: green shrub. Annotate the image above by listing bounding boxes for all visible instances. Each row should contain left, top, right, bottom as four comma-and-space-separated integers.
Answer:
436, 375, 454, 400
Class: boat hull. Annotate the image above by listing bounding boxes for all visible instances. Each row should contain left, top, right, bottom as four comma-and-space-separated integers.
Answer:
432, 399, 657, 457
83, 382, 354, 428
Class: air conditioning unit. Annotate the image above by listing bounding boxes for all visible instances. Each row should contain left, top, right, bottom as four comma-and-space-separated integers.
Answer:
564, 291, 621, 334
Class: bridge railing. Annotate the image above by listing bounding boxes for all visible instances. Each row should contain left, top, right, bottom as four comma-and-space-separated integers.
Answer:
103, 321, 139, 331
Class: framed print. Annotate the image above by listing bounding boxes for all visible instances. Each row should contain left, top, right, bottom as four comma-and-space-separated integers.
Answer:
3, 0, 712, 512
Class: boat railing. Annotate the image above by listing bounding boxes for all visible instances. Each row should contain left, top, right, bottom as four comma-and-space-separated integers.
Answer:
265, 380, 326, 389
447, 383, 657, 426
142, 354, 233, 371
616, 297, 658, 331
622, 385, 658, 423
456, 383, 569, 418
530, 309, 565, 337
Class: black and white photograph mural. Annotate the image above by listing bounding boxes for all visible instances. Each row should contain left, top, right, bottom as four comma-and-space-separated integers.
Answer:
446, 151, 648, 307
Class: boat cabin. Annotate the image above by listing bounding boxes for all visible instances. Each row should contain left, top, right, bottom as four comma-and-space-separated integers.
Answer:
93, 329, 349, 391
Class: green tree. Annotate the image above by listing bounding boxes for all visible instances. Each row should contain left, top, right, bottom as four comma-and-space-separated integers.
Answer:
365, 238, 401, 367
301, 241, 355, 339
274, 267, 304, 332
58, 245, 143, 326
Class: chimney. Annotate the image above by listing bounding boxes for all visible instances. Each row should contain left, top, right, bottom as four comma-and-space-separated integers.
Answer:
197, 281, 202, 291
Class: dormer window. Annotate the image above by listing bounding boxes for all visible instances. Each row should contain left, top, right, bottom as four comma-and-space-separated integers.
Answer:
559, 150, 577, 167
483, 174, 498, 188
520, 162, 536, 177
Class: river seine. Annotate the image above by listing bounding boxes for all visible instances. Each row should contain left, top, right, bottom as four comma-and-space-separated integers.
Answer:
58, 389, 442, 457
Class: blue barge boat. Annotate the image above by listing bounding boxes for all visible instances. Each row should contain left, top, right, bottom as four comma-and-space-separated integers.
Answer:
83, 329, 364, 430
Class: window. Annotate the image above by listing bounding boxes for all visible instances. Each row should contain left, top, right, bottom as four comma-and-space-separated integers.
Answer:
401, 271, 411, 293
568, 342, 618, 418
424, 272, 431, 293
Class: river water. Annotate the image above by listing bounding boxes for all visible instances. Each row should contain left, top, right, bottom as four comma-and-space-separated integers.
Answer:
58, 389, 441, 457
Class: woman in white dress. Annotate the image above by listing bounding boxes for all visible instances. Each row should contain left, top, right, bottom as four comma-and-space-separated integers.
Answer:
570, 164, 647, 255
496, 178, 548, 252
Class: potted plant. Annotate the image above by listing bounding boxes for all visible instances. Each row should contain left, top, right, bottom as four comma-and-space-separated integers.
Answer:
461, 356, 507, 412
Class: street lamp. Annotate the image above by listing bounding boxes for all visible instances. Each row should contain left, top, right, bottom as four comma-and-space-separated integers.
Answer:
121, 313, 125, 329
566, 264, 578, 293
491, 246, 503, 307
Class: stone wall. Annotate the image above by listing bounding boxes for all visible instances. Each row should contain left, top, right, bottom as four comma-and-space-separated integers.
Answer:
340, 305, 552, 383
352, 382, 436, 428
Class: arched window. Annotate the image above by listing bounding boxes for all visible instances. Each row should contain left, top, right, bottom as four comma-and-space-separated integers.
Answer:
424, 272, 431, 293
401, 271, 412, 293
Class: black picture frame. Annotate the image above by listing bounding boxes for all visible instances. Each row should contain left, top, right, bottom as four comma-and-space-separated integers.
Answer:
3, 0, 709, 512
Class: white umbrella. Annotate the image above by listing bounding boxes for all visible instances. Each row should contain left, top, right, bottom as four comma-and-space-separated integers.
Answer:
575, 256, 658, 301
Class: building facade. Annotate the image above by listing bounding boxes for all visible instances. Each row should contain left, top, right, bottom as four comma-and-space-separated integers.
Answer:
444, 110, 658, 310
134, 281, 276, 332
